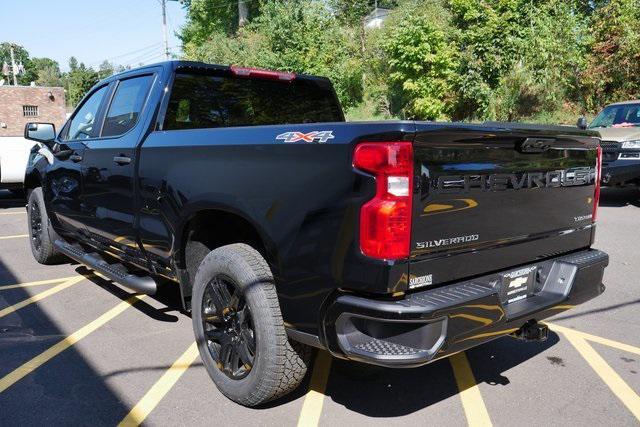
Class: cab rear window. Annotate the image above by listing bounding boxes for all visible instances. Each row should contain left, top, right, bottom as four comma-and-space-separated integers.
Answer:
163, 72, 343, 131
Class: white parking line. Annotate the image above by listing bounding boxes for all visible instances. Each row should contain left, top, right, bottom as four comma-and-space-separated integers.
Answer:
0, 234, 28, 240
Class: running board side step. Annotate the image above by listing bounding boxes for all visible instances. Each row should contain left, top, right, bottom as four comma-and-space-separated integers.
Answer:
54, 240, 157, 295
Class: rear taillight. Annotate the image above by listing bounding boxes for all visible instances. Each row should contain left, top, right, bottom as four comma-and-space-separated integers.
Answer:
353, 142, 413, 260
593, 145, 602, 222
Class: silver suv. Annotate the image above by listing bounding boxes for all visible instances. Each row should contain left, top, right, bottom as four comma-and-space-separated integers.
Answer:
585, 100, 640, 186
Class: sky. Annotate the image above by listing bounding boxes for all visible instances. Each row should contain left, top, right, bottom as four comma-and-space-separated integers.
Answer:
0, 0, 186, 71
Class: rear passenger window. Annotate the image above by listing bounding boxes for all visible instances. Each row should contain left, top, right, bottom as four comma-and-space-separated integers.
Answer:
101, 75, 153, 137
163, 72, 343, 130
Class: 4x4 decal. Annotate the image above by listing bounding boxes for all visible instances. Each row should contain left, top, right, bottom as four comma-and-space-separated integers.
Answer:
276, 131, 335, 143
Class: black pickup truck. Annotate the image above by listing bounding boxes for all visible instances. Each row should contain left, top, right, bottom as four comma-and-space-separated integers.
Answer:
23, 61, 608, 407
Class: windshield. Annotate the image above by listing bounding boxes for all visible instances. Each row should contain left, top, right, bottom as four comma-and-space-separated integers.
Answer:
589, 103, 640, 128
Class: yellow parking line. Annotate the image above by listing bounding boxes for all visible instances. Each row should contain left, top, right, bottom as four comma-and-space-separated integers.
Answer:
297, 351, 332, 427
450, 352, 493, 427
0, 276, 78, 291
118, 342, 200, 427
0, 276, 85, 318
0, 294, 145, 393
0, 234, 28, 240
548, 323, 640, 356
562, 331, 640, 421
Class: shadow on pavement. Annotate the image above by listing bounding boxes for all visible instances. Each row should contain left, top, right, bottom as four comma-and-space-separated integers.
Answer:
599, 187, 640, 207
323, 333, 559, 417
0, 257, 132, 424
74, 266, 183, 323
550, 298, 640, 321
0, 189, 26, 209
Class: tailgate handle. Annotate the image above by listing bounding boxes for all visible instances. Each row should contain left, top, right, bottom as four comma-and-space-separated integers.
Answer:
519, 138, 556, 153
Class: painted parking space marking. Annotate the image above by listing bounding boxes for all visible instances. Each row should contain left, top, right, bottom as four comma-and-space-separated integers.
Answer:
548, 323, 640, 356
297, 351, 332, 427
562, 332, 640, 421
0, 276, 79, 291
0, 294, 145, 393
450, 352, 493, 427
548, 323, 640, 421
0, 234, 28, 240
0, 211, 26, 216
118, 342, 200, 427
0, 276, 85, 318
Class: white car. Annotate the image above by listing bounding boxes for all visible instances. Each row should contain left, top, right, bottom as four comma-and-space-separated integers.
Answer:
0, 136, 37, 195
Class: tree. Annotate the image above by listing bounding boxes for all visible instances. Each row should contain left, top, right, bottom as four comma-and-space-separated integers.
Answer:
29, 57, 62, 87
98, 60, 115, 79
65, 57, 99, 107
180, 0, 267, 54
187, 0, 364, 108
238, 0, 249, 27
582, 0, 640, 110
382, 1, 458, 119
0, 42, 38, 85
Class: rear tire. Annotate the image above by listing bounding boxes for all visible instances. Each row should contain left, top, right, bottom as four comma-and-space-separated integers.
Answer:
27, 188, 65, 265
191, 243, 311, 407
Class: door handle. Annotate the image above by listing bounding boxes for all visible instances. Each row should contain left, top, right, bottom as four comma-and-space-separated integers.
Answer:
113, 156, 132, 165
69, 154, 83, 163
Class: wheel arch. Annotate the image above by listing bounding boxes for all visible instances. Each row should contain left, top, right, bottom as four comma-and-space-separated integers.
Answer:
23, 168, 42, 194
174, 207, 279, 310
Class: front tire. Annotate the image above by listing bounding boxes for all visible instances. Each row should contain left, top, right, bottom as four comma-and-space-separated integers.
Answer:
191, 243, 311, 407
27, 188, 65, 265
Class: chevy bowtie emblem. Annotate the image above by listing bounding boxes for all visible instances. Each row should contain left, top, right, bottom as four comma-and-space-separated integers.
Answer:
276, 131, 335, 143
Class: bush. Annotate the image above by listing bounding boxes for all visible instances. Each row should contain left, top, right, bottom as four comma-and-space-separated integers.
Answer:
186, 0, 363, 109
381, 1, 458, 120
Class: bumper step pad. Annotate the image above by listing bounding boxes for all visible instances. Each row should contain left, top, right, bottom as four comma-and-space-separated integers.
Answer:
323, 249, 608, 367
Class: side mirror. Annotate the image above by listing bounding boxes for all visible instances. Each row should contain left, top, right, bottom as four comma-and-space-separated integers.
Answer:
24, 122, 56, 146
576, 117, 588, 130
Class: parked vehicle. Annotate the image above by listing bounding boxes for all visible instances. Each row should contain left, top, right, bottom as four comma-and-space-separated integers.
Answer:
579, 100, 640, 186
0, 136, 36, 195
24, 61, 608, 406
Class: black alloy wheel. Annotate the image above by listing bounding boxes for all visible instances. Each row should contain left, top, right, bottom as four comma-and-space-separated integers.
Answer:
202, 276, 256, 380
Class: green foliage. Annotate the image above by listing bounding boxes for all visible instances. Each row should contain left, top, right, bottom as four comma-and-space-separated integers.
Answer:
0, 42, 36, 85
30, 57, 62, 87
65, 57, 99, 107
188, 0, 363, 108
382, 1, 457, 119
178, 0, 640, 122
330, 0, 398, 25
582, 0, 640, 110
180, 0, 266, 51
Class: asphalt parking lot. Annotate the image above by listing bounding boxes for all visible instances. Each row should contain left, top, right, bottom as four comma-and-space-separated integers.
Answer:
0, 188, 639, 426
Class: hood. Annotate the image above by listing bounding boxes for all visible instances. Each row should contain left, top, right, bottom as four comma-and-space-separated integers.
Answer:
592, 127, 640, 142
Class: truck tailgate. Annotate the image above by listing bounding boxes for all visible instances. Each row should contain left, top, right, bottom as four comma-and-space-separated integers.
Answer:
409, 123, 600, 288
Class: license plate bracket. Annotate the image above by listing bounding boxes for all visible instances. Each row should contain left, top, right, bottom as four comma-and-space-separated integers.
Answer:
500, 266, 537, 304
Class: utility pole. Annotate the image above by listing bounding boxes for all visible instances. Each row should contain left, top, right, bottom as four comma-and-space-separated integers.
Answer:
238, 0, 248, 28
161, 0, 170, 60
9, 45, 18, 86
160, 0, 179, 60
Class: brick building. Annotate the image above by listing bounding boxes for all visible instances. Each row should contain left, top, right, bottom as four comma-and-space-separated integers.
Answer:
0, 86, 66, 137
